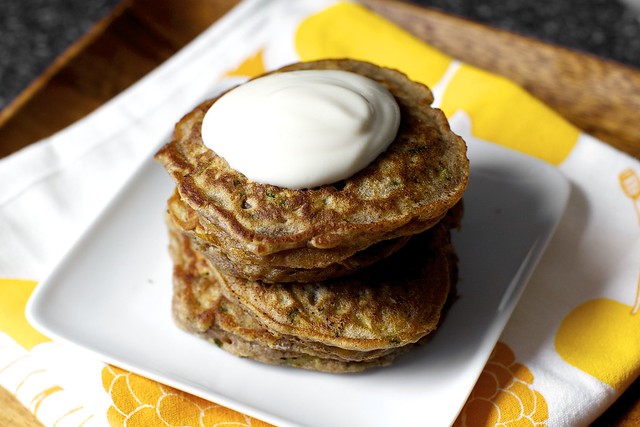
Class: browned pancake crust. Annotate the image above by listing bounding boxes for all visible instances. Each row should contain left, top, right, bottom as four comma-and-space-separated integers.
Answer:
214, 216, 456, 352
169, 215, 407, 372
168, 188, 412, 282
169, 212, 459, 372
155, 59, 469, 262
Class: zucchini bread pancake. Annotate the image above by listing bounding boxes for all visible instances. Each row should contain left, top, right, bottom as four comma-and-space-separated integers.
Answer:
155, 59, 469, 284
155, 58, 469, 372
168, 206, 460, 373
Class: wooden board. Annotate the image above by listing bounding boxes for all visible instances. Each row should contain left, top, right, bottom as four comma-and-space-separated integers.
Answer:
0, 386, 43, 427
0, 0, 638, 425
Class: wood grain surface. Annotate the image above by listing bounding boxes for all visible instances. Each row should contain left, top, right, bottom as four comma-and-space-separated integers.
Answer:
363, 0, 640, 157
0, 386, 43, 427
1, 0, 638, 425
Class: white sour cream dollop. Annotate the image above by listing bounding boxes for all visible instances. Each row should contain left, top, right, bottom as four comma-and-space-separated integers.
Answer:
201, 70, 400, 189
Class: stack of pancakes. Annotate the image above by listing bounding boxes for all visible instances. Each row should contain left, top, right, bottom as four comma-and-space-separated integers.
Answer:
155, 59, 469, 373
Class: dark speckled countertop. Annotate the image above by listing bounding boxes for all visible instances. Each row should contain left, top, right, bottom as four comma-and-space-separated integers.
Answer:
0, 0, 639, 112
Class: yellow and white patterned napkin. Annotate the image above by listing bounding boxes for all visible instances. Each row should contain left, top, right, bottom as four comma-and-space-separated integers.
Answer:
1, 1, 639, 426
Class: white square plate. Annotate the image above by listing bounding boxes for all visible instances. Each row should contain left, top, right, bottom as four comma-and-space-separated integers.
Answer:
27, 131, 569, 427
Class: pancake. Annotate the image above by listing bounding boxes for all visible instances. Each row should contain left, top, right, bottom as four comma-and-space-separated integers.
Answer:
167, 188, 412, 283
168, 205, 459, 371
160, 58, 468, 373
155, 59, 469, 270
214, 212, 458, 352
169, 214, 405, 372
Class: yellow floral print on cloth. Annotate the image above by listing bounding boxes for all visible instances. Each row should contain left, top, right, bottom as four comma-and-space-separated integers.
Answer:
556, 297, 640, 390
620, 168, 640, 225
438, 64, 579, 165
454, 342, 549, 426
225, 49, 266, 78
0, 278, 49, 350
102, 366, 274, 427
555, 167, 640, 392
0, 279, 99, 426
294, 2, 579, 166
294, 2, 451, 88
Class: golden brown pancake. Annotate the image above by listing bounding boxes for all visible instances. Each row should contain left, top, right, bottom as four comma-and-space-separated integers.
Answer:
169, 214, 403, 372
167, 188, 412, 283
159, 58, 468, 373
168, 206, 459, 371
214, 213, 458, 352
155, 59, 469, 282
